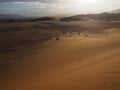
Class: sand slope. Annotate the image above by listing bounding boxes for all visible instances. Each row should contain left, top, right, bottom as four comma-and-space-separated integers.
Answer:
0, 29, 120, 90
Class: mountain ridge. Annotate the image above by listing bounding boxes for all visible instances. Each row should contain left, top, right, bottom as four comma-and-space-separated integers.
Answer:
0, 14, 25, 19
110, 9, 120, 13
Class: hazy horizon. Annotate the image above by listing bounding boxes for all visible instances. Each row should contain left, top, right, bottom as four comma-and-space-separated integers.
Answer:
0, 0, 120, 17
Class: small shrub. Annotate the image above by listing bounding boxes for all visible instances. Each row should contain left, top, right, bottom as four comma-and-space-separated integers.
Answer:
56, 37, 59, 40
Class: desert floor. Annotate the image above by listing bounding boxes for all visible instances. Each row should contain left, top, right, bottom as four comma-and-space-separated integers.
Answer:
0, 28, 120, 90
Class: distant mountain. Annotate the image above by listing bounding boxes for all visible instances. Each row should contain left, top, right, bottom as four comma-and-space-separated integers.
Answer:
0, 14, 25, 19
60, 13, 120, 21
110, 9, 120, 13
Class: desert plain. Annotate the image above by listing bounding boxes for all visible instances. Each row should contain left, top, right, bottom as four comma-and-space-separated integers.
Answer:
0, 19, 120, 90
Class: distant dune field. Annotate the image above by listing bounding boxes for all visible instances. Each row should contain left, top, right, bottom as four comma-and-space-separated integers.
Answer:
0, 23, 120, 90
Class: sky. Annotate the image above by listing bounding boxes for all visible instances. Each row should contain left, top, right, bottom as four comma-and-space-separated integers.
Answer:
0, 0, 120, 17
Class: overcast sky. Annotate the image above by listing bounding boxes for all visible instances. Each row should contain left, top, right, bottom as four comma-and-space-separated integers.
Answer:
0, 0, 120, 17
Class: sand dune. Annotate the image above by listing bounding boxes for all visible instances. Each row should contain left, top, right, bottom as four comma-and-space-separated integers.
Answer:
0, 28, 120, 90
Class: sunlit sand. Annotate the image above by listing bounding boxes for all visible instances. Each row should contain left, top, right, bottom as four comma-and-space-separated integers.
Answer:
0, 27, 120, 90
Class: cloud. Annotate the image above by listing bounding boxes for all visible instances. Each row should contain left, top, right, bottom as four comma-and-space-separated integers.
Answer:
0, 0, 120, 17
0, 0, 63, 3
0, 1, 70, 17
